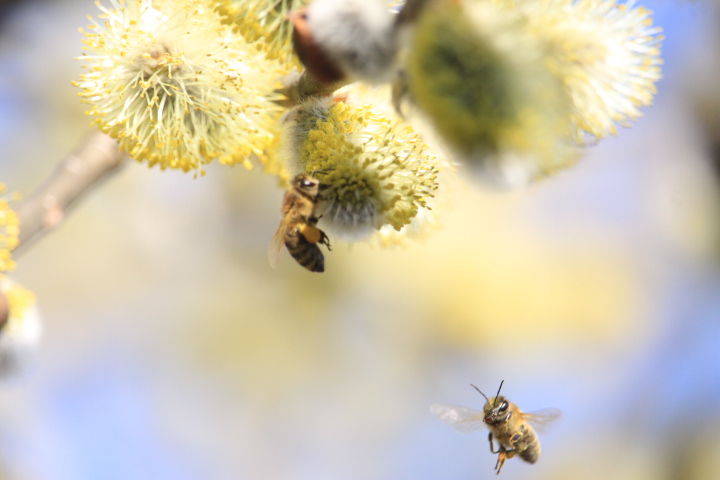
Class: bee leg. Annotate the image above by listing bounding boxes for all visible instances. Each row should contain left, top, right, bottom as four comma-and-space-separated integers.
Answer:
490, 437, 506, 475
318, 230, 332, 251
495, 447, 518, 475
299, 225, 322, 244
305, 215, 332, 250
488, 433, 500, 454
494, 449, 507, 475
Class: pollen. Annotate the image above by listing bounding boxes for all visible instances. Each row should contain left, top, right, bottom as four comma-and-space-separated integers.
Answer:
75, 0, 286, 175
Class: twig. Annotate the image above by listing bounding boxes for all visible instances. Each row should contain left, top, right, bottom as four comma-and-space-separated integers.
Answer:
14, 130, 128, 255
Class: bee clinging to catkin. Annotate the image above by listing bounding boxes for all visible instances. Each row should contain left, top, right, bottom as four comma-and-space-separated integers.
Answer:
268, 174, 332, 273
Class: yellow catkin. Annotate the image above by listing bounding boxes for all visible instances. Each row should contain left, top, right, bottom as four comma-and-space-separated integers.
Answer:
214, 0, 312, 67
286, 98, 438, 240
76, 0, 287, 175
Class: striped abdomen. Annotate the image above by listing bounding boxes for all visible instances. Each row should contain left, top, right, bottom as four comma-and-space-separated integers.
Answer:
517, 433, 540, 464
285, 231, 325, 272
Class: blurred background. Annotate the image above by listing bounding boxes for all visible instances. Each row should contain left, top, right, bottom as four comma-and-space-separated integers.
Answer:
1, 0, 720, 479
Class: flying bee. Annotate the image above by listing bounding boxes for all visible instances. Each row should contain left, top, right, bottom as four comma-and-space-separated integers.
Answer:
430, 381, 560, 475
268, 174, 332, 273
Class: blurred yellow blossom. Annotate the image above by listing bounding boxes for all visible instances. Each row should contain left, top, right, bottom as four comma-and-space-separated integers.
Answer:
491, 0, 664, 142
0, 278, 41, 378
374, 207, 441, 247
406, 0, 577, 187
75, 0, 286, 175
0, 185, 19, 275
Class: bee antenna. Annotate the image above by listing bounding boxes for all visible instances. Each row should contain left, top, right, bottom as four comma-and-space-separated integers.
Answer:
470, 384, 490, 402
493, 380, 505, 407
310, 167, 334, 175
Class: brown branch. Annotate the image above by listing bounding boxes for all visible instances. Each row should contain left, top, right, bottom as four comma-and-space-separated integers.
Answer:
14, 130, 128, 255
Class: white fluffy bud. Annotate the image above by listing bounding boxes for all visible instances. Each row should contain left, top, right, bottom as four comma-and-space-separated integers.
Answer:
295, 0, 398, 84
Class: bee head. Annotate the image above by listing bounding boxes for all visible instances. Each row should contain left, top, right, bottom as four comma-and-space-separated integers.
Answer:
293, 174, 321, 196
308, 169, 334, 192
472, 381, 511, 426
483, 395, 512, 425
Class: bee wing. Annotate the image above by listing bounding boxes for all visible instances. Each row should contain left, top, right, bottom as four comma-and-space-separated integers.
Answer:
268, 215, 292, 269
430, 404, 486, 433
521, 408, 562, 433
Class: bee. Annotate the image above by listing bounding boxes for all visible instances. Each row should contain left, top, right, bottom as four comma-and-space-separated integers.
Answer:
430, 381, 560, 475
268, 173, 332, 272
